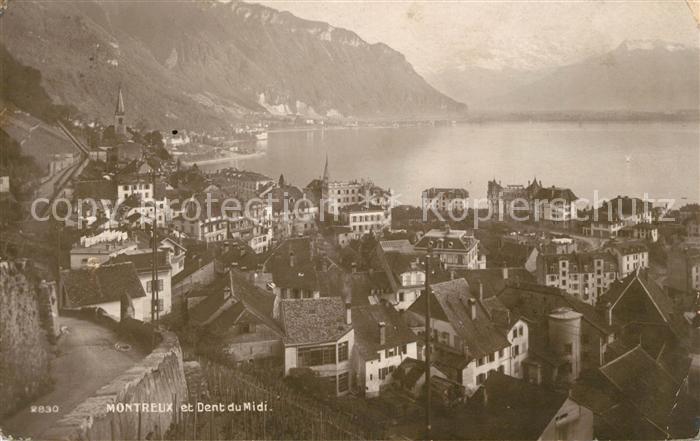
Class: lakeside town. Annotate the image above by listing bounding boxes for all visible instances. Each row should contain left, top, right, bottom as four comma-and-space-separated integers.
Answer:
1, 86, 699, 441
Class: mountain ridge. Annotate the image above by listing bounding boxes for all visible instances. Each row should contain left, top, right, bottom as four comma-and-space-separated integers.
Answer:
427, 40, 699, 113
1, 0, 465, 129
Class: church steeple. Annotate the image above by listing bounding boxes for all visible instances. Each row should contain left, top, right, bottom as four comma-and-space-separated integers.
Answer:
114, 85, 126, 136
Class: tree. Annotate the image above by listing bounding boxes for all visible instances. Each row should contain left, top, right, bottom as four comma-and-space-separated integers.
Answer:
101, 125, 117, 145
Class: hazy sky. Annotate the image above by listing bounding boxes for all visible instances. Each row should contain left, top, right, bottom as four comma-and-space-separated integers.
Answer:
259, 0, 700, 73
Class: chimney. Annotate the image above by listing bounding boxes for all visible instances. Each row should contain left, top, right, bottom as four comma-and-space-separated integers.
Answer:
478, 281, 484, 301
502, 267, 509, 280
345, 302, 352, 325
468, 298, 477, 320
605, 302, 613, 326
351, 262, 357, 273
289, 251, 295, 268
379, 321, 386, 345
450, 270, 455, 280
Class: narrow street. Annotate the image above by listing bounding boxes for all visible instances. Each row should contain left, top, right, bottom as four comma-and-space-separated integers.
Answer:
0, 316, 147, 440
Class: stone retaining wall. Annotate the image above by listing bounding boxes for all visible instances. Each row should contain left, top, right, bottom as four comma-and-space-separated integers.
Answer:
44, 329, 188, 440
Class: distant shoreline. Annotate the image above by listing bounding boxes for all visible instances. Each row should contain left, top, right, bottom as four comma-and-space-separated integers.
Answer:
181, 150, 265, 166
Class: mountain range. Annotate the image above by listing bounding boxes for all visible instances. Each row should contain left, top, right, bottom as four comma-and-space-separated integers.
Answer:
427, 40, 699, 113
1, 0, 465, 129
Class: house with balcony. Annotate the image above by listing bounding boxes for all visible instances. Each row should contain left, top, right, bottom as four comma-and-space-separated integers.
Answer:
279, 297, 354, 396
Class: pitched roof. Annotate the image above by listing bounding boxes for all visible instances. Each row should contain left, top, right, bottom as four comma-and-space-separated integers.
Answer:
533, 186, 578, 202
598, 269, 676, 328
409, 278, 510, 360
499, 282, 614, 335
230, 270, 282, 335
351, 304, 417, 360
599, 345, 680, 431
61, 262, 146, 307
414, 228, 478, 252
279, 297, 351, 345
108, 251, 170, 273
453, 372, 569, 440
264, 237, 337, 292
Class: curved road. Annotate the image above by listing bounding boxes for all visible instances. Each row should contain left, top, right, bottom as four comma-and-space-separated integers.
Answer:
1, 316, 146, 439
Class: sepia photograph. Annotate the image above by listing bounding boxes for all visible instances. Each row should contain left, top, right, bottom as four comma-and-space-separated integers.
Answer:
0, 0, 699, 440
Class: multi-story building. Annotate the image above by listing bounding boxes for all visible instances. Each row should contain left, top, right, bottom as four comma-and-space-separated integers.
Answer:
172, 196, 243, 243
422, 187, 469, 214
109, 251, 173, 317
532, 186, 579, 224
487, 178, 541, 221
499, 283, 616, 371
583, 196, 653, 238
414, 226, 485, 270
536, 251, 619, 305
350, 303, 418, 397
208, 169, 274, 201
373, 240, 426, 310
69, 230, 138, 269
606, 241, 649, 278
278, 298, 354, 396
339, 204, 390, 238
408, 278, 529, 395
666, 246, 700, 294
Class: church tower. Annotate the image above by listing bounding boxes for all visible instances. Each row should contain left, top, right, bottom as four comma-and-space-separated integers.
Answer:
114, 86, 126, 136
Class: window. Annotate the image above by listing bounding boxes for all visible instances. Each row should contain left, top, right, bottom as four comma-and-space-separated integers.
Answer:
498, 365, 505, 373
518, 326, 524, 337
379, 367, 390, 380
298, 345, 336, 367
338, 372, 349, 392
513, 345, 520, 356
338, 342, 349, 362
498, 349, 504, 359
476, 357, 484, 367
488, 353, 495, 363
564, 343, 573, 354
386, 347, 397, 358
401, 344, 407, 354
511, 329, 517, 339
146, 279, 164, 292
477, 373, 486, 385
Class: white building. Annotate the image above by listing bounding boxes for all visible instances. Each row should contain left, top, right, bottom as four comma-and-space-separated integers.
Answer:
350, 304, 418, 397
408, 278, 529, 395
414, 226, 485, 270
340, 204, 390, 238
278, 298, 354, 396
108, 251, 173, 317
374, 240, 425, 310
69, 230, 137, 269
60, 262, 149, 320
607, 242, 649, 278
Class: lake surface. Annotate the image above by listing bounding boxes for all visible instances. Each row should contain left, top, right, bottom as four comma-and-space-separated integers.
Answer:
202, 122, 700, 207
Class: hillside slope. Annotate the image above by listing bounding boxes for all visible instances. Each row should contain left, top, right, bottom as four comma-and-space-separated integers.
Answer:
1, 0, 465, 129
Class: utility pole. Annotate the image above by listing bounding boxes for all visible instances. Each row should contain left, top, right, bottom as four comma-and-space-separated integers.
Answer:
150, 168, 160, 328
424, 244, 433, 441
